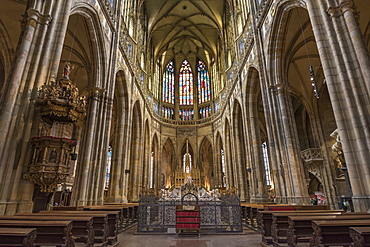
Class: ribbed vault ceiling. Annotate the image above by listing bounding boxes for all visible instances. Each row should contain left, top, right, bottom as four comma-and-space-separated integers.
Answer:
144, 0, 225, 66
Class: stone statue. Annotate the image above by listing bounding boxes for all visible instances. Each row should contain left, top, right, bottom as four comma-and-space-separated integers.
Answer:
62, 62, 74, 79
331, 129, 346, 177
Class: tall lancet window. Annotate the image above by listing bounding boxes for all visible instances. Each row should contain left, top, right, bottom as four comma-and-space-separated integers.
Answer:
262, 142, 271, 186
221, 149, 226, 188
163, 60, 175, 104
150, 151, 154, 188
183, 140, 192, 173
179, 60, 193, 105
105, 146, 112, 189
197, 60, 211, 104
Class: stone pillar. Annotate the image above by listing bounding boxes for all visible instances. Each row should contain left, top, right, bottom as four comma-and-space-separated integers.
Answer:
71, 87, 105, 206
271, 84, 309, 204
248, 101, 269, 203
306, 0, 370, 211
224, 123, 235, 189
0, 1, 73, 215
106, 100, 130, 203
231, 117, 248, 202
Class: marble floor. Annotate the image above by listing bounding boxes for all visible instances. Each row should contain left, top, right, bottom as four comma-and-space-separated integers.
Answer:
117, 225, 262, 247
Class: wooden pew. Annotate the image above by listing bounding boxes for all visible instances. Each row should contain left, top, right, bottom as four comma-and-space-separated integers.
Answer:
271, 211, 343, 246
258, 209, 341, 245
311, 219, 370, 247
51, 206, 84, 211
0, 220, 74, 247
84, 204, 135, 231
86, 205, 126, 230
349, 227, 370, 247
0, 227, 37, 247
1, 215, 93, 247
24, 211, 109, 247
288, 214, 370, 247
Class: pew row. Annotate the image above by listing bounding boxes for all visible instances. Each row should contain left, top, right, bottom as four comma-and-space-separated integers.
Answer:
349, 227, 370, 247
287, 213, 370, 247
0, 220, 74, 247
18, 211, 110, 247
0, 227, 37, 247
258, 210, 343, 245
0, 215, 93, 247
311, 219, 370, 247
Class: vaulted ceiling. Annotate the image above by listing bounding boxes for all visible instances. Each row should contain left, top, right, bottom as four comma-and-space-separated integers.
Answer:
144, 0, 226, 67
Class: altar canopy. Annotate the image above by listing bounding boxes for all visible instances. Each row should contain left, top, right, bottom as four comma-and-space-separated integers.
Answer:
137, 177, 242, 233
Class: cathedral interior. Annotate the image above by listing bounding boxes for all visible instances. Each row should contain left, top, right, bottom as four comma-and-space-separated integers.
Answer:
0, 0, 369, 216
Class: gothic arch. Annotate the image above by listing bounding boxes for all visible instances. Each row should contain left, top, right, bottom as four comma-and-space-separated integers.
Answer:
162, 138, 175, 188
244, 67, 269, 202
267, 0, 307, 87
106, 70, 130, 203
68, 4, 109, 90
199, 137, 213, 189
0, 19, 14, 98
151, 134, 160, 189
215, 132, 225, 188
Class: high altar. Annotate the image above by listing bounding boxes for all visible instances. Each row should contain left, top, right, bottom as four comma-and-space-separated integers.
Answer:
137, 177, 242, 233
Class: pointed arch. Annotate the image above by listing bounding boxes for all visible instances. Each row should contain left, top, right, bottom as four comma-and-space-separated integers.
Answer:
199, 137, 213, 189
151, 134, 160, 189
245, 67, 269, 202
215, 132, 226, 188
106, 70, 130, 203
181, 139, 194, 173
162, 138, 176, 188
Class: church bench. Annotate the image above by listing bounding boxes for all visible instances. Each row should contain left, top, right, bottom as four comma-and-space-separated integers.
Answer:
271, 211, 343, 246
287, 214, 370, 247
349, 227, 370, 247
311, 219, 370, 247
51, 206, 84, 211
84, 205, 126, 229
26, 211, 109, 247
1, 215, 94, 247
258, 210, 341, 245
239, 203, 277, 229
85, 204, 137, 230
271, 210, 352, 246
0, 220, 74, 247
0, 227, 37, 247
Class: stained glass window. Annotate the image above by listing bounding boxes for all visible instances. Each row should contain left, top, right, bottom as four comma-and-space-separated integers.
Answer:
162, 60, 175, 104
262, 142, 271, 186
179, 60, 193, 105
197, 60, 211, 104
105, 146, 112, 189
199, 106, 212, 119
179, 109, 194, 121
162, 106, 174, 119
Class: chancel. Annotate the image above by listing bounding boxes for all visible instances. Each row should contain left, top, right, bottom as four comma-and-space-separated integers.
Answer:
0, 0, 369, 246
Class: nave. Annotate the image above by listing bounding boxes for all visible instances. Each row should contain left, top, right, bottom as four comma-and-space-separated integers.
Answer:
118, 226, 261, 247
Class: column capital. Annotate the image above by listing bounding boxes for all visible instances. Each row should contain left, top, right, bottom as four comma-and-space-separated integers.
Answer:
327, 0, 359, 20
27, 8, 52, 25
90, 87, 106, 101
269, 83, 289, 94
